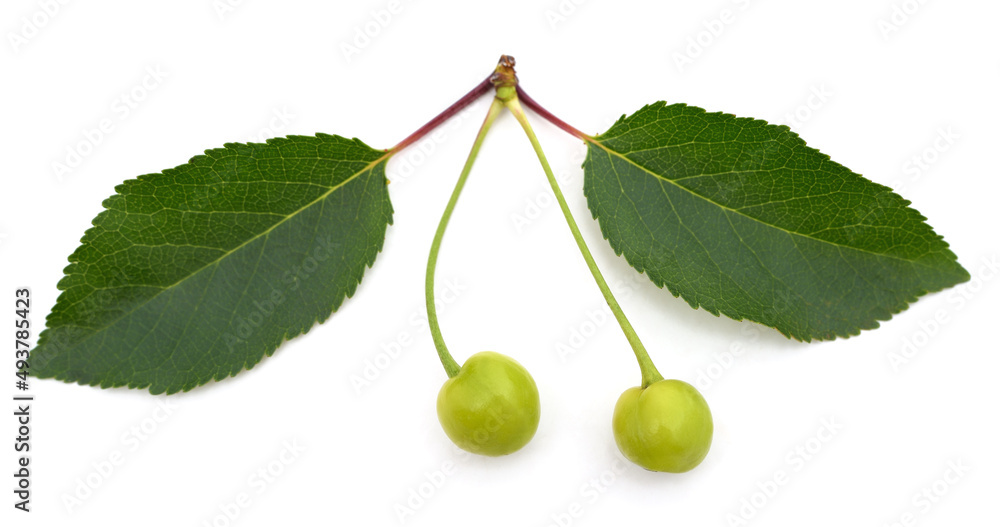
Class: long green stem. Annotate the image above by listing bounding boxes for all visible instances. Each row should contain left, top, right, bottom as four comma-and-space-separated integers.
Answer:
505, 98, 664, 388
427, 97, 506, 378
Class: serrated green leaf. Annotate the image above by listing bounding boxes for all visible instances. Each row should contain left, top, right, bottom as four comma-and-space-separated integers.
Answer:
583, 102, 969, 341
32, 134, 393, 393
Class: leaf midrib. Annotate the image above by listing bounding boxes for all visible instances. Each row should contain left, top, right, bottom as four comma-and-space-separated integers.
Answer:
585, 137, 938, 267
47, 150, 392, 355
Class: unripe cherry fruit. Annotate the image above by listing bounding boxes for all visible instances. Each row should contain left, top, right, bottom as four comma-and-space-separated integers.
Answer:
437, 351, 540, 456
612, 379, 713, 472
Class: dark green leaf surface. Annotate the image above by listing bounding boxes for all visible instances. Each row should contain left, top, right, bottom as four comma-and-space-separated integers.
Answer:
583, 102, 968, 341
32, 134, 393, 393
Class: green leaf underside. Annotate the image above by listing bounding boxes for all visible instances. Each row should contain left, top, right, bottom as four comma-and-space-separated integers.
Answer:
584, 102, 969, 341
32, 134, 393, 393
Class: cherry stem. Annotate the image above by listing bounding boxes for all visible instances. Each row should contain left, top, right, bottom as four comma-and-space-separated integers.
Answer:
426, 97, 506, 378
390, 76, 494, 154
515, 86, 591, 141
505, 97, 663, 389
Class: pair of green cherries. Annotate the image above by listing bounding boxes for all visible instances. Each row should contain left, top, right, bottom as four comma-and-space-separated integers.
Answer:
436, 353, 713, 473
428, 57, 713, 473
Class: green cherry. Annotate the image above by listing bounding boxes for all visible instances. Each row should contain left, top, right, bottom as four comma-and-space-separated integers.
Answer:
437, 352, 540, 456
612, 379, 713, 472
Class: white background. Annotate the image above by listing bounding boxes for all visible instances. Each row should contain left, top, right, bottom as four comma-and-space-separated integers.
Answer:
2, 0, 999, 526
